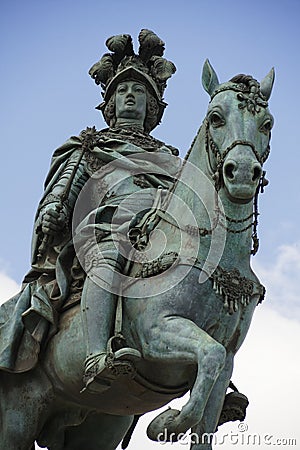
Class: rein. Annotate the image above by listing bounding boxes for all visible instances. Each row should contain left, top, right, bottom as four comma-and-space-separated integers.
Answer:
204, 119, 270, 187
162, 117, 270, 256
204, 119, 270, 254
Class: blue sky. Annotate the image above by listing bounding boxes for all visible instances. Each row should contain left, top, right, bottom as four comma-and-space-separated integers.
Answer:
1, 0, 300, 284
1, 1, 300, 449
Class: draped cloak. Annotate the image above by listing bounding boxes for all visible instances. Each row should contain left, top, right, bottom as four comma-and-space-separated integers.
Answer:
0, 128, 181, 373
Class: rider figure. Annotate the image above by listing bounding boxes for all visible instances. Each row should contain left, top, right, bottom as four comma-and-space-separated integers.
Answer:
10, 30, 178, 392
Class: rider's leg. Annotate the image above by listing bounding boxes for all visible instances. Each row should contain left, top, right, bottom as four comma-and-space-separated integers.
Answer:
81, 242, 140, 391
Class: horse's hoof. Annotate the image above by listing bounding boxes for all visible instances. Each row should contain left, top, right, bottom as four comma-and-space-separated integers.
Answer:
147, 408, 180, 442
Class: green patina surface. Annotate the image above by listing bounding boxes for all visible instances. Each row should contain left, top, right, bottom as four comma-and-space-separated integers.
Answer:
0, 30, 274, 450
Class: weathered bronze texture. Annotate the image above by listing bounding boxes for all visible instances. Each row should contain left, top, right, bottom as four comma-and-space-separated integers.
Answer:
0, 30, 274, 449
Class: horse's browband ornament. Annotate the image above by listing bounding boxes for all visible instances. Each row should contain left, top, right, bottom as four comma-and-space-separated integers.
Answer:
210, 79, 268, 115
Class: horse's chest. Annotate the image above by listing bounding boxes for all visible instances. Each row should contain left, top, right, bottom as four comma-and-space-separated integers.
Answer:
171, 266, 259, 346
126, 265, 260, 351
197, 284, 259, 350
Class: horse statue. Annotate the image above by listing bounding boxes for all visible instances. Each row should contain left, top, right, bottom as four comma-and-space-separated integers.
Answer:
0, 60, 274, 450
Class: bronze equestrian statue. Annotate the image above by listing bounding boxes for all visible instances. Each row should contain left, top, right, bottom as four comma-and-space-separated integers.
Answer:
0, 29, 274, 449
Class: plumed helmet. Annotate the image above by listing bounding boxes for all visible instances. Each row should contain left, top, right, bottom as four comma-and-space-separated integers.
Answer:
89, 29, 176, 130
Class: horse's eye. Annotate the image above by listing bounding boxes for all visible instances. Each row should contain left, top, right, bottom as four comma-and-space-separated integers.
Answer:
209, 112, 225, 128
260, 118, 273, 134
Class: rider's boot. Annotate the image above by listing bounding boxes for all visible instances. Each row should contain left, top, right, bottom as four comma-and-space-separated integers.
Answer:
81, 276, 141, 393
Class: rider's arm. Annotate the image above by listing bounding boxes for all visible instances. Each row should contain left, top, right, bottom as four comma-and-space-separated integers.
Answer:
36, 149, 89, 244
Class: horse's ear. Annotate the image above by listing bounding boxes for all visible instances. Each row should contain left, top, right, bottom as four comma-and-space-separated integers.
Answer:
260, 68, 275, 100
202, 59, 220, 96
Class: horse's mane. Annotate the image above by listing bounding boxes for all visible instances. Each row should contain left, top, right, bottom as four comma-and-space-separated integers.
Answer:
229, 74, 258, 89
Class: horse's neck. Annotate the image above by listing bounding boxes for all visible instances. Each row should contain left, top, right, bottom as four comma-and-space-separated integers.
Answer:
217, 189, 253, 270
167, 124, 254, 273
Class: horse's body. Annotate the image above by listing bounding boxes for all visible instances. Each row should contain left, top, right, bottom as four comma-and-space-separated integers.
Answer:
0, 61, 274, 450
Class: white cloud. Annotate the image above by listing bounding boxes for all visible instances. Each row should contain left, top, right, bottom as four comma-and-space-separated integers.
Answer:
0, 257, 299, 450
216, 306, 300, 448
252, 242, 300, 320
0, 271, 20, 303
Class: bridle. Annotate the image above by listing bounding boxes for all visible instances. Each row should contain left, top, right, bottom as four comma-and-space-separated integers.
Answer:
204, 119, 271, 191
160, 83, 272, 256
203, 113, 271, 255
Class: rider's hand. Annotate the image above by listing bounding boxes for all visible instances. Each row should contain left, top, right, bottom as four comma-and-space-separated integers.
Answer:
40, 204, 69, 237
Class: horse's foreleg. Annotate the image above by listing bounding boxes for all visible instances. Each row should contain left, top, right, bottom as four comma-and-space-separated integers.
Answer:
144, 316, 226, 441
189, 353, 234, 450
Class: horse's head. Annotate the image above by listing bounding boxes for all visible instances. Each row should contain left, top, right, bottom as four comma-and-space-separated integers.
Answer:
202, 60, 274, 203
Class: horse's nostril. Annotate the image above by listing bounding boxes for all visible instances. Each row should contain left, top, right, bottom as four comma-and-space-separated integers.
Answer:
252, 165, 262, 182
224, 163, 235, 180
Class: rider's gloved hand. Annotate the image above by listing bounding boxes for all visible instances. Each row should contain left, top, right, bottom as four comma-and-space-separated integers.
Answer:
41, 204, 68, 236
36, 201, 70, 250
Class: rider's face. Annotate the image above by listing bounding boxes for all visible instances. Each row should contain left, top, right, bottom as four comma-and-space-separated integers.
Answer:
115, 81, 147, 124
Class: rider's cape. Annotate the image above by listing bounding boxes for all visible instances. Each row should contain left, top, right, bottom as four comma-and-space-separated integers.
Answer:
0, 129, 181, 373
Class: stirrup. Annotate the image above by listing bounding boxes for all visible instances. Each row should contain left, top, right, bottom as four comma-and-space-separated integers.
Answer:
106, 347, 141, 375
81, 347, 141, 394
106, 335, 142, 372
81, 353, 111, 394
